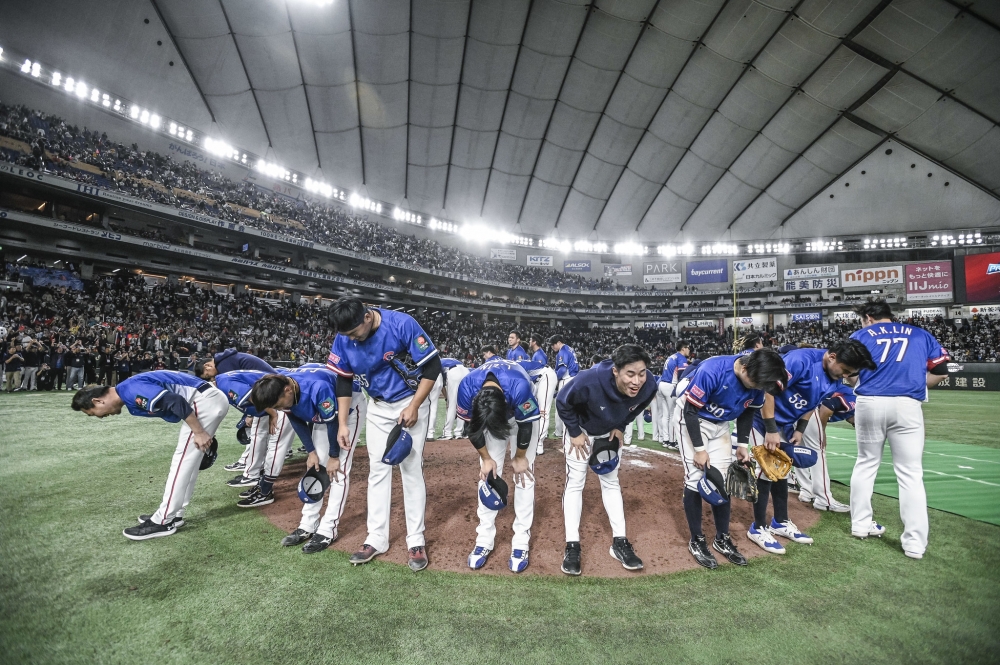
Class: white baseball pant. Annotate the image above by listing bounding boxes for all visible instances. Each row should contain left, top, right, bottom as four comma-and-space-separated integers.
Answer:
475, 418, 539, 551
443, 365, 471, 439
150, 386, 230, 525
659, 381, 676, 443
791, 409, 839, 507
851, 395, 928, 556
364, 395, 431, 552
238, 415, 269, 480
676, 399, 733, 491
259, 410, 296, 482
298, 395, 367, 539
553, 376, 573, 438
532, 367, 557, 452
562, 429, 627, 542
424, 375, 444, 440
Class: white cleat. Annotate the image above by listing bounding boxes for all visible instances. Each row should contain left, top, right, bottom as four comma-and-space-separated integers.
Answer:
852, 521, 886, 539
814, 499, 850, 513
767, 518, 813, 544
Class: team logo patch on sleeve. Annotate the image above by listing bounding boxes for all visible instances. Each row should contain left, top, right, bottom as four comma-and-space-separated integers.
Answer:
457, 406, 468, 416
518, 398, 537, 415
415, 335, 430, 352
318, 398, 336, 418
690, 385, 705, 399
227, 390, 238, 402
328, 352, 341, 365
135, 395, 149, 410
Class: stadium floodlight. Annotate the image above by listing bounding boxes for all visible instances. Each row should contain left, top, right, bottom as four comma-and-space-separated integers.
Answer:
31, 61, 40, 77
75, 81, 87, 97
0, 46, 4, 60
149, 114, 161, 129
20, 58, 30, 73
102, 93, 110, 107
139, 109, 150, 124
90, 88, 99, 102
52, 71, 61, 86
64, 76, 75, 93
614, 242, 646, 256
129, 105, 139, 119
114, 99, 121, 111
168, 121, 177, 135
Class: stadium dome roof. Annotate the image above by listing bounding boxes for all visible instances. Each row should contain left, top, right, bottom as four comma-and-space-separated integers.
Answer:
3, 0, 999, 243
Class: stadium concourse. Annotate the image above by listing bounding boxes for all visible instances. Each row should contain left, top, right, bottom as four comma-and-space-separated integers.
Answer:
2, 0, 1000, 663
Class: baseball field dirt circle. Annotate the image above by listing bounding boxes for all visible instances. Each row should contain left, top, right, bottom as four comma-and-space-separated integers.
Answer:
262, 440, 820, 577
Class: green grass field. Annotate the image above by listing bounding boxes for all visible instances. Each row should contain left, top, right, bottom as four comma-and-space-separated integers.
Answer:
2, 391, 999, 664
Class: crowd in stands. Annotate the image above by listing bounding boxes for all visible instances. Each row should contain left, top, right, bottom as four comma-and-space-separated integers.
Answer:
3, 272, 996, 393
1, 102, 638, 294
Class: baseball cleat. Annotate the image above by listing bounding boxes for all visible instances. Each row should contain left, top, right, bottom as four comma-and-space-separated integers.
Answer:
561, 541, 582, 576
123, 519, 177, 541
236, 488, 274, 508
536, 446, 545, 455
467, 546, 492, 570
509, 549, 529, 573
712, 534, 747, 566
852, 521, 886, 539
349, 544, 382, 565
226, 474, 258, 487
747, 523, 785, 554
302, 534, 334, 554
814, 499, 850, 513
688, 536, 718, 569
904, 550, 924, 560
798, 491, 815, 503
610, 537, 643, 571
408, 546, 428, 572
137, 514, 185, 528
281, 528, 313, 547
768, 518, 813, 544
285, 449, 294, 459
223, 461, 246, 472
238, 486, 257, 499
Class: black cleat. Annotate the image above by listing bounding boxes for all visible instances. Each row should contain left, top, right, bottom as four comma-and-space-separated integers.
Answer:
561, 541, 582, 576
137, 514, 185, 528
610, 537, 644, 570
223, 461, 246, 472
689, 535, 718, 569
281, 528, 314, 547
712, 533, 748, 566
302, 533, 334, 554
123, 519, 177, 541
236, 488, 274, 508
226, 474, 257, 487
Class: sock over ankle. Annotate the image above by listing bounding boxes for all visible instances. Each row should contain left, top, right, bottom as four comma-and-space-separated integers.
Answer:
711, 501, 731, 539
753, 478, 772, 528
683, 488, 704, 539
772, 478, 789, 523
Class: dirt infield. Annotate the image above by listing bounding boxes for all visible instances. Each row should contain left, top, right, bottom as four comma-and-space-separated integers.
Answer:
262, 439, 820, 577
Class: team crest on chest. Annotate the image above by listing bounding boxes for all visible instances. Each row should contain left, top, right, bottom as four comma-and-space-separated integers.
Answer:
383, 351, 395, 362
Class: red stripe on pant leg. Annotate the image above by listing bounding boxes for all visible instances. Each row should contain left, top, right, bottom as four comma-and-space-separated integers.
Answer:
267, 415, 286, 476
163, 405, 197, 524
333, 415, 363, 523
819, 410, 832, 506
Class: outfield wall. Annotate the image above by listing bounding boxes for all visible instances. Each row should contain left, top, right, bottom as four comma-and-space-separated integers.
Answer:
935, 363, 1000, 391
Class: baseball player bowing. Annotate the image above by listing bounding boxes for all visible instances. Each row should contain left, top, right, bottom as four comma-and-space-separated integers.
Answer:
71, 370, 229, 540
794, 383, 857, 512
249, 368, 365, 553
211, 369, 296, 507
196, 352, 279, 488
440, 358, 471, 440
675, 349, 787, 569
326, 297, 441, 572
848, 299, 951, 559
456, 358, 540, 572
555, 344, 657, 576
747, 341, 875, 554
526, 334, 557, 454
550, 335, 579, 440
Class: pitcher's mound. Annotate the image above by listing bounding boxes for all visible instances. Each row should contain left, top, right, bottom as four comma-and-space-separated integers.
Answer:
261, 439, 819, 577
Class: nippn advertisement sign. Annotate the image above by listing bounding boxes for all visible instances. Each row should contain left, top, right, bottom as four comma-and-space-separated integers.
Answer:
841, 265, 903, 287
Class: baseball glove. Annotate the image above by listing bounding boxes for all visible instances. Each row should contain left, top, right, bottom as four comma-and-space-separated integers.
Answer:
752, 445, 793, 482
725, 460, 758, 503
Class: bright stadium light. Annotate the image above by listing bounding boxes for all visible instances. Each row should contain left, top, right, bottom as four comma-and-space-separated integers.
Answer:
20, 58, 30, 73
51, 71, 61, 86
30, 61, 40, 77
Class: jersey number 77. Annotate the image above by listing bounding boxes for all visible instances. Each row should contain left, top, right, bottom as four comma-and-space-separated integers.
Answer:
876, 337, 908, 363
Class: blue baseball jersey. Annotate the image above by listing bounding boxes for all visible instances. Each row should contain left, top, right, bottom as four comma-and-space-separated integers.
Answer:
455, 358, 540, 424
213, 349, 274, 374
326, 308, 438, 402
770, 348, 838, 425
215, 370, 269, 416
283, 367, 340, 424
555, 345, 579, 380
823, 386, 857, 423
116, 370, 207, 422
441, 358, 464, 371
532, 349, 548, 367
506, 345, 529, 362
682, 355, 765, 423
282, 363, 362, 393
663, 351, 689, 384
850, 322, 949, 400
